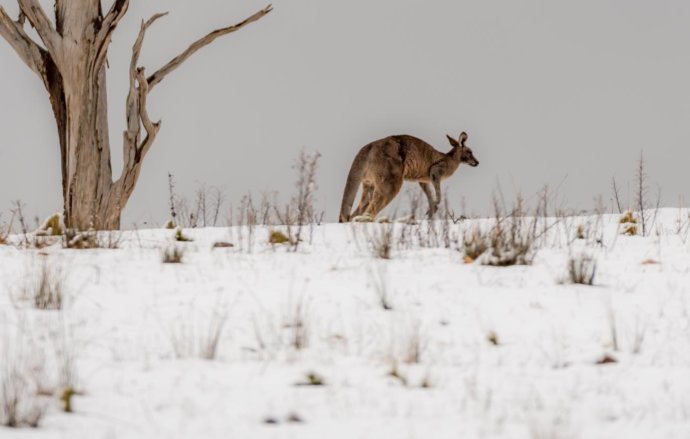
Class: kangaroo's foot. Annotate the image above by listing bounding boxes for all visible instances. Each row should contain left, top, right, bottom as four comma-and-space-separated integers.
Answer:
352, 214, 375, 223
426, 203, 439, 219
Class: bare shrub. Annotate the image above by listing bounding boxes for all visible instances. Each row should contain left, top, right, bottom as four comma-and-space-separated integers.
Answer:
0, 212, 13, 245
0, 360, 46, 428
247, 295, 312, 359
674, 202, 690, 243
368, 265, 393, 310
461, 197, 536, 266
54, 329, 78, 413
232, 193, 263, 253
635, 151, 649, 237
628, 316, 646, 355
289, 149, 321, 251
166, 298, 230, 360
567, 253, 597, 285
284, 297, 309, 351
162, 246, 184, 264
480, 222, 535, 266
11, 201, 31, 248
167, 172, 179, 228
0, 331, 47, 428
368, 223, 395, 259
611, 176, 623, 214
9, 202, 55, 249
607, 302, 619, 351
22, 258, 64, 311
191, 182, 225, 228
394, 192, 461, 251
486, 198, 536, 266
402, 321, 425, 364
612, 152, 660, 237
463, 227, 488, 262
98, 231, 122, 249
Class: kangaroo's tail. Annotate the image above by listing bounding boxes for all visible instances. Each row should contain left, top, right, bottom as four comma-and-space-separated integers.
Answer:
339, 145, 371, 222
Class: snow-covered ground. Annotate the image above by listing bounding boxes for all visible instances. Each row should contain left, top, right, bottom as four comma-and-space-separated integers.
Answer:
2, 210, 690, 439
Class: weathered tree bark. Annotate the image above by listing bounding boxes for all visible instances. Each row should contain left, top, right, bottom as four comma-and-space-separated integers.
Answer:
0, 1, 272, 230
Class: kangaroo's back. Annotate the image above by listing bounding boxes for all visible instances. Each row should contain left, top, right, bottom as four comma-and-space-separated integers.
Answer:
389, 135, 445, 181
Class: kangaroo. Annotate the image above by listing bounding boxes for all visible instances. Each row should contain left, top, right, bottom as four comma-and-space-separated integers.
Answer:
339, 132, 479, 222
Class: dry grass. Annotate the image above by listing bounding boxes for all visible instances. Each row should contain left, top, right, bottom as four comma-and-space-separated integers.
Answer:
19, 258, 65, 311
285, 298, 309, 351
368, 265, 393, 310
162, 246, 185, 264
463, 227, 489, 262
0, 328, 48, 428
0, 356, 46, 428
165, 298, 231, 360
368, 223, 395, 259
567, 253, 597, 285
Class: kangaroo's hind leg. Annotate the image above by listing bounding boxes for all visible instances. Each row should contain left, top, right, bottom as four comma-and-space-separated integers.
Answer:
364, 175, 404, 220
352, 183, 374, 218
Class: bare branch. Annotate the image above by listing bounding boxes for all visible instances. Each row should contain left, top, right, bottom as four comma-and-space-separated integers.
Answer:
135, 67, 161, 159
113, 5, 272, 218
131, 12, 169, 78
122, 12, 167, 169
611, 176, 622, 214
101, 0, 130, 32
635, 151, 648, 237
93, 0, 130, 74
17, 0, 60, 55
0, 5, 46, 77
146, 4, 273, 92
118, 11, 166, 196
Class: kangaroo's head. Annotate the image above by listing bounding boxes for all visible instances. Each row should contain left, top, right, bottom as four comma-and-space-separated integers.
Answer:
446, 132, 479, 167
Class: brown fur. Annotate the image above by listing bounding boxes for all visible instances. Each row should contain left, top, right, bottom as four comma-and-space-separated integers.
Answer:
339, 132, 479, 222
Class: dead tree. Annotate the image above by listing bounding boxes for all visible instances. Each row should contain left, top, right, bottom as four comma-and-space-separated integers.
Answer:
0, 1, 272, 230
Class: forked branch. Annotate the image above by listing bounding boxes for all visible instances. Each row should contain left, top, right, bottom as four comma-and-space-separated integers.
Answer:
93, 0, 130, 75
0, 5, 47, 77
121, 12, 167, 178
146, 4, 273, 92
17, 0, 60, 56
119, 4, 272, 184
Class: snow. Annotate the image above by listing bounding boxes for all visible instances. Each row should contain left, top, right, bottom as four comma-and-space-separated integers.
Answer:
2, 210, 690, 438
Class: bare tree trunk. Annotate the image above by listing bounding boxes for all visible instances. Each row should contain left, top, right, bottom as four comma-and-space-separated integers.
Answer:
0, 1, 272, 230
52, 1, 115, 229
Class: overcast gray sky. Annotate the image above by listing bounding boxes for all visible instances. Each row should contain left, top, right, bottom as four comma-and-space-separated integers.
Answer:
1, 0, 689, 225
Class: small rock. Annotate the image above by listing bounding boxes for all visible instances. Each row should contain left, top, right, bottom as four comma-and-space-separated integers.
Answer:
263, 416, 279, 425
596, 354, 618, 365
286, 412, 304, 423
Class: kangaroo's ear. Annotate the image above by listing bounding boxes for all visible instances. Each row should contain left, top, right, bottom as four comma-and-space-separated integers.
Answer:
446, 134, 460, 148
459, 132, 468, 147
